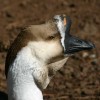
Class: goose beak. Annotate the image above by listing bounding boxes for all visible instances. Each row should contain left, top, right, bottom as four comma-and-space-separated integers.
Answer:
63, 16, 95, 54
64, 35, 95, 54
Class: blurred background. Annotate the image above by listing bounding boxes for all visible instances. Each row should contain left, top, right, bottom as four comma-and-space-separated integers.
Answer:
0, 0, 100, 99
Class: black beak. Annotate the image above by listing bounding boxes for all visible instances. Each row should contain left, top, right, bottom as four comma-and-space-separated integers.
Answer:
64, 16, 95, 54
64, 35, 95, 54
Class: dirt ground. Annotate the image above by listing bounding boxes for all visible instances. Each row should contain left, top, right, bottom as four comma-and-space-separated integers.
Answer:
0, 0, 100, 100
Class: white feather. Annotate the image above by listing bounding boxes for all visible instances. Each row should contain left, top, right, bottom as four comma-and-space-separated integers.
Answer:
7, 46, 43, 100
54, 15, 65, 50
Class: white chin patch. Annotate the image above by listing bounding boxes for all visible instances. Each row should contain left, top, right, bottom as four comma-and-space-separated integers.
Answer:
54, 15, 65, 50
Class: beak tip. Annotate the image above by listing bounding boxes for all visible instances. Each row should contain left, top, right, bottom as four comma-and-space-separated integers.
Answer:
89, 42, 95, 49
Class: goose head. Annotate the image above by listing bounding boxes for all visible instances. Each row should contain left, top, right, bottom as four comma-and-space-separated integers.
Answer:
28, 15, 95, 63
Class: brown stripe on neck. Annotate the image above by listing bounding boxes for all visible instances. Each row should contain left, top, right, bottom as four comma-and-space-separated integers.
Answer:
5, 28, 34, 77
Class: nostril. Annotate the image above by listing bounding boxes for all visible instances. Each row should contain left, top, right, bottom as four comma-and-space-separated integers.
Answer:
74, 39, 82, 44
77, 40, 82, 43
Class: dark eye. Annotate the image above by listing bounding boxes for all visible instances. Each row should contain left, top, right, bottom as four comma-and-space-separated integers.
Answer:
48, 36, 55, 40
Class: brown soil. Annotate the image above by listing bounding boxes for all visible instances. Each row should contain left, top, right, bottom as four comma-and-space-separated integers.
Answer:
0, 0, 100, 100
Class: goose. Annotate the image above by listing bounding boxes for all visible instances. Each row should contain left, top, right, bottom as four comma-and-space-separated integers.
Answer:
5, 14, 94, 100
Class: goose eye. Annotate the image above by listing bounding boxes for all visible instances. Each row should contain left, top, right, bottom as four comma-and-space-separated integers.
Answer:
48, 36, 55, 40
